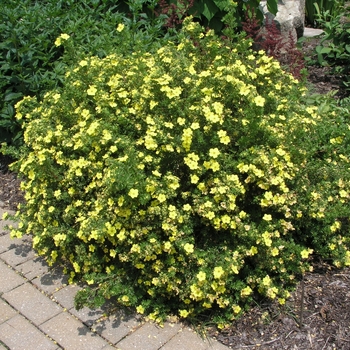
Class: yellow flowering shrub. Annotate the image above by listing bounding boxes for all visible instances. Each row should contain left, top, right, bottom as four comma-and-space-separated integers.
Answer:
10, 18, 350, 325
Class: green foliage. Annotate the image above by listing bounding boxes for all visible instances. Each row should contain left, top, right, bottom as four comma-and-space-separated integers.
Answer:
7, 18, 350, 327
0, 0, 169, 148
305, 0, 345, 27
311, 4, 350, 94
186, 0, 278, 33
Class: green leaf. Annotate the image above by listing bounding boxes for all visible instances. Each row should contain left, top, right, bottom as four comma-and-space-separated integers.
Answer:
267, 0, 278, 15
202, 0, 220, 22
212, 0, 229, 11
316, 46, 332, 54
4, 92, 23, 102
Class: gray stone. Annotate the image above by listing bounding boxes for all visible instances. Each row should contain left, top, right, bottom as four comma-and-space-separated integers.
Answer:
303, 27, 324, 37
259, 0, 305, 42
0, 261, 25, 293
0, 314, 58, 350
40, 312, 109, 350
116, 322, 182, 350
2, 283, 62, 325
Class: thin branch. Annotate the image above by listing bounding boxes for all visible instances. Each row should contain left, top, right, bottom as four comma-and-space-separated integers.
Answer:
321, 336, 330, 350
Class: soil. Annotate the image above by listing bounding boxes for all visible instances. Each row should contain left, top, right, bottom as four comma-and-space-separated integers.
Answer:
0, 35, 349, 350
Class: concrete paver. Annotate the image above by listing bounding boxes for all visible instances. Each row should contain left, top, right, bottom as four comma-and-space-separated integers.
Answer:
116, 322, 182, 350
2, 283, 62, 325
0, 314, 59, 350
0, 260, 26, 293
0, 234, 29, 256
40, 312, 110, 350
52, 284, 82, 309
16, 256, 49, 280
160, 327, 211, 350
0, 299, 18, 324
92, 311, 142, 345
53, 284, 107, 326
0, 233, 17, 253
32, 266, 68, 294
0, 244, 35, 267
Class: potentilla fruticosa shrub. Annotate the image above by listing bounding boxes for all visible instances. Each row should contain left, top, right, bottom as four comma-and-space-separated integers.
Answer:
7, 17, 350, 327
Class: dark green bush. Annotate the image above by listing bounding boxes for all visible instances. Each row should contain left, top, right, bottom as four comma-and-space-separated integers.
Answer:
0, 0, 167, 148
7, 19, 350, 327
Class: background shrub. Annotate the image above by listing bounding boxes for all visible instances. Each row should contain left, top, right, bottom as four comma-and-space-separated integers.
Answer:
305, 0, 345, 27
0, 0, 167, 148
8, 19, 350, 326
310, 3, 350, 95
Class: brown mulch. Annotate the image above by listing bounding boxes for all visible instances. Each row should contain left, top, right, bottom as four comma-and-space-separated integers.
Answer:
209, 263, 350, 349
0, 35, 349, 350
0, 155, 24, 211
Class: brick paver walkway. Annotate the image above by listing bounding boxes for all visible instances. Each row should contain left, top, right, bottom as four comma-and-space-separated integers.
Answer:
0, 203, 229, 350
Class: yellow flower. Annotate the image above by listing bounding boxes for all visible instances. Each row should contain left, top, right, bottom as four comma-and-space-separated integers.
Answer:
213, 266, 224, 279
339, 190, 348, 198
79, 60, 88, 67
60, 33, 70, 40
254, 95, 265, 107
179, 309, 189, 318
240, 286, 253, 297
117, 23, 125, 32
262, 275, 271, 287
164, 241, 172, 251
128, 188, 139, 198
54, 33, 70, 47
271, 247, 279, 256
263, 214, 272, 221
121, 295, 129, 302
177, 117, 186, 125
87, 85, 97, 96
54, 37, 62, 46
232, 305, 241, 314
183, 204, 192, 211
209, 148, 220, 158
301, 248, 313, 259
157, 194, 167, 203
197, 271, 206, 282
184, 243, 194, 254
136, 305, 145, 314
190, 174, 199, 184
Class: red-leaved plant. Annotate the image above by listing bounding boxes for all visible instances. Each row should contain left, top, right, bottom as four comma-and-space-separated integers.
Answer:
242, 8, 305, 79
155, 0, 195, 29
